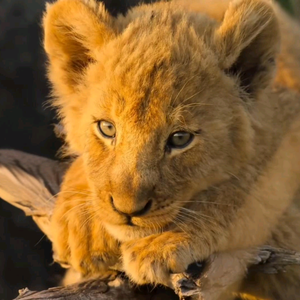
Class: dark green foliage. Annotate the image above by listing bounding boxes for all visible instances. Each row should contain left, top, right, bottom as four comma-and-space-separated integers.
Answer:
277, 0, 295, 14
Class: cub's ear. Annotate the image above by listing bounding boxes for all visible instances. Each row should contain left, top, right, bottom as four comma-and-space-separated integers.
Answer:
214, 0, 280, 96
43, 0, 114, 94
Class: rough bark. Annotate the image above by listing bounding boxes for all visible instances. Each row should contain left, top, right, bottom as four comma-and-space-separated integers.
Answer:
14, 278, 179, 300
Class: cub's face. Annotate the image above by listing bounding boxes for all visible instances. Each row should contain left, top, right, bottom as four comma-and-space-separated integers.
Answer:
83, 41, 251, 239
44, 0, 279, 240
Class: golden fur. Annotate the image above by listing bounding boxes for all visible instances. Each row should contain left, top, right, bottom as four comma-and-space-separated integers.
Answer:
43, 0, 300, 298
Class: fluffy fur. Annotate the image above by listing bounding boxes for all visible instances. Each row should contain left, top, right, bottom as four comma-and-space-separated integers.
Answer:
43, 0, 300, 298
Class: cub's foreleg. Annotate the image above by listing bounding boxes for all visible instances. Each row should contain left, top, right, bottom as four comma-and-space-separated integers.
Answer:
51, 157, 121, 281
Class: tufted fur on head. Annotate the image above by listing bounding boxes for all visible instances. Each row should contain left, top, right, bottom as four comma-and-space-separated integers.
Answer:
44, 0, 279, 156
44, 0, 300, 299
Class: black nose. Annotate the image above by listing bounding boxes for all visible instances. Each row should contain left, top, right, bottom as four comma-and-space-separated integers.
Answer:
110, 197, 152, 217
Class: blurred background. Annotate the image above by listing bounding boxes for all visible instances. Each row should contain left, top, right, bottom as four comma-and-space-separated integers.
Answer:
0, 0, 299, 299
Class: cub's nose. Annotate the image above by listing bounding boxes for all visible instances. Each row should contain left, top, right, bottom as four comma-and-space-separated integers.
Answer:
110, 196, 152, 217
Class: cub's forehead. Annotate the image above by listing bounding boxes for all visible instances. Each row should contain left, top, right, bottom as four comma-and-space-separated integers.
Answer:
88, 6, 220, 124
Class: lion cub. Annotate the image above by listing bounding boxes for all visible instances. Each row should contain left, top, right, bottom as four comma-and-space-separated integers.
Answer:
43, 0, 300, 298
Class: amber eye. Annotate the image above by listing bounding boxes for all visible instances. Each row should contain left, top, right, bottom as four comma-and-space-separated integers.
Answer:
97, 120, 116, 138
167, 131, 194, 149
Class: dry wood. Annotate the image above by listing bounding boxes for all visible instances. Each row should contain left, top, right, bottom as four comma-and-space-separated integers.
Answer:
14, 278, 179, 300
1, 149, 300, 300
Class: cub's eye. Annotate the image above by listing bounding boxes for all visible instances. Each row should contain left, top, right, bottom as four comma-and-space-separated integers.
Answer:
97, 120, 116, 138
167, 131, 194, 149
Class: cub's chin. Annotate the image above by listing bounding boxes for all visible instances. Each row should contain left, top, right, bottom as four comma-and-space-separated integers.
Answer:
102, 211, 177, 241
103, 222, 164, 241
99, 201, 181, 241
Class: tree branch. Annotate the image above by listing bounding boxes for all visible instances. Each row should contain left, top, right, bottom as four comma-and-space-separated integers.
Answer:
14, 277, 178, 300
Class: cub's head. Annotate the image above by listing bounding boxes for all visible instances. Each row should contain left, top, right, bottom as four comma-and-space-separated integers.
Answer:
43, 0, 279, 240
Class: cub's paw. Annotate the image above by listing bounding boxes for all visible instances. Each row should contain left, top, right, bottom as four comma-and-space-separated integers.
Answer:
51, 195, 121, 279
121, 232, 200, 286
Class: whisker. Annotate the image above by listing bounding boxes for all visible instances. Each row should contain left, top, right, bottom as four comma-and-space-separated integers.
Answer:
61, 202, 91, 222
181, 90, 204, 103
34, 234, 46, 247
175, 200, 237, 207
172, 217, 189, 235
45, 189, 93, 204
226, 171, 241, 181
176, 208, 217, 227
79, 211, 97, 231
172, 75, 198, 104
58, 198, 94, 205
175, 212, 205, 229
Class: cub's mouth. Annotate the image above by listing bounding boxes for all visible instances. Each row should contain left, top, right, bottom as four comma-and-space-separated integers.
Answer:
94, 190, 196, 241
100, 197, 189, 241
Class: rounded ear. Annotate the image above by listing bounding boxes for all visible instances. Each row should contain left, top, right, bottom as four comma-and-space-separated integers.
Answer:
213, 0, 280, 96
43, 0, 115, 93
